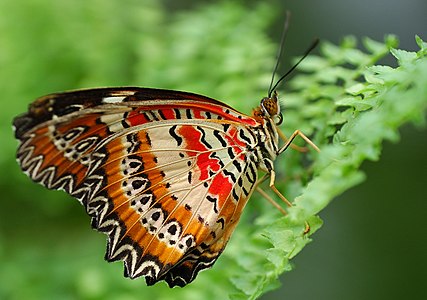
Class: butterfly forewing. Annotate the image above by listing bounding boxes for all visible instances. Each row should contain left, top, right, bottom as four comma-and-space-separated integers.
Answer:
14, 87, 261, 287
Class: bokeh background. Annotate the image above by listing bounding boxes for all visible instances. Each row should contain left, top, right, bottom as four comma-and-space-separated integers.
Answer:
0, 0, 426, 299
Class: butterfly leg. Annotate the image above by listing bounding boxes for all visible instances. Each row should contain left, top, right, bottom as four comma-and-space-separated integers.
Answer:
277, 128, 308, 152
268, 169, 293, 207
255, 171, 291, 213
256, 172, 311, 233
255, 186, 287, 215
256, 130, 319, 232
271, 172, 311, 234
277, 129, 320, 154
278, 130, 319, 233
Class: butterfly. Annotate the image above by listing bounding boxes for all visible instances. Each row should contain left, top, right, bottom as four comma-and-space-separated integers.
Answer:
13, 40, 319, 288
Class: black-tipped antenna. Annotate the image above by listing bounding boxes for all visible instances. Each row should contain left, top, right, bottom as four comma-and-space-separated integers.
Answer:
268, 11, 291, 98
268, 38, 319, 96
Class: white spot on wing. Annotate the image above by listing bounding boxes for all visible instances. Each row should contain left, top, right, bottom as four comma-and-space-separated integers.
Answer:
100, 113, 126, 132
102, 96, 127, 103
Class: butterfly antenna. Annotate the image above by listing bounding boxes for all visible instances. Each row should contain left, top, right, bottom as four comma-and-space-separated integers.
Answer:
268, 11, 291, 98
269, 38, 319, 95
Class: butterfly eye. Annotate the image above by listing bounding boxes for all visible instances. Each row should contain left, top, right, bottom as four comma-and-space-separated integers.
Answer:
275, 113, 283, 125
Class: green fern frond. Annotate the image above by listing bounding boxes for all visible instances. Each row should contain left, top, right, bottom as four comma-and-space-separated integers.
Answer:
228, 34, 427, 299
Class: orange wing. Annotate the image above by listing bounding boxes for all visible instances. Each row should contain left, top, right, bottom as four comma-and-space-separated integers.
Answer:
14, 87, 261, 287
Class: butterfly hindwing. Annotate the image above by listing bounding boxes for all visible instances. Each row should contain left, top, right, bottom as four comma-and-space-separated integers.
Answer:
14, 87, 261, 287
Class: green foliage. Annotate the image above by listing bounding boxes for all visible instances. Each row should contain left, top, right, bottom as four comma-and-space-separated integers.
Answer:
219, 32, 427, 299
0, 0, 426, 300
242, 35, 426, 299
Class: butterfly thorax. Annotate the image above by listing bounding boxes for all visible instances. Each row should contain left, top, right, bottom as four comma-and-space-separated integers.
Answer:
251, 93, 281, 173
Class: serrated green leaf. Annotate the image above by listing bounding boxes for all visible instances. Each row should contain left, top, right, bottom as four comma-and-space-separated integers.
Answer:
363, 37, 387, 54
415, 35, 427, 56
345, 83, 369, 95
265, 248, 288, 267
336, 96, 374, 111
390, 48, 418, 63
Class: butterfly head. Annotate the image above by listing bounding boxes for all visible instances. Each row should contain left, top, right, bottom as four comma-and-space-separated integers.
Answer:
259, 91, 283, 126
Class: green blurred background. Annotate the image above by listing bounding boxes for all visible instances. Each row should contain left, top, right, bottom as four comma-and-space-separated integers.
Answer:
0, 0, 426, 299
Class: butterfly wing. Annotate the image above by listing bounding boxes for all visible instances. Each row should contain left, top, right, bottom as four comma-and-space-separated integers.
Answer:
14, 87, 261, 287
